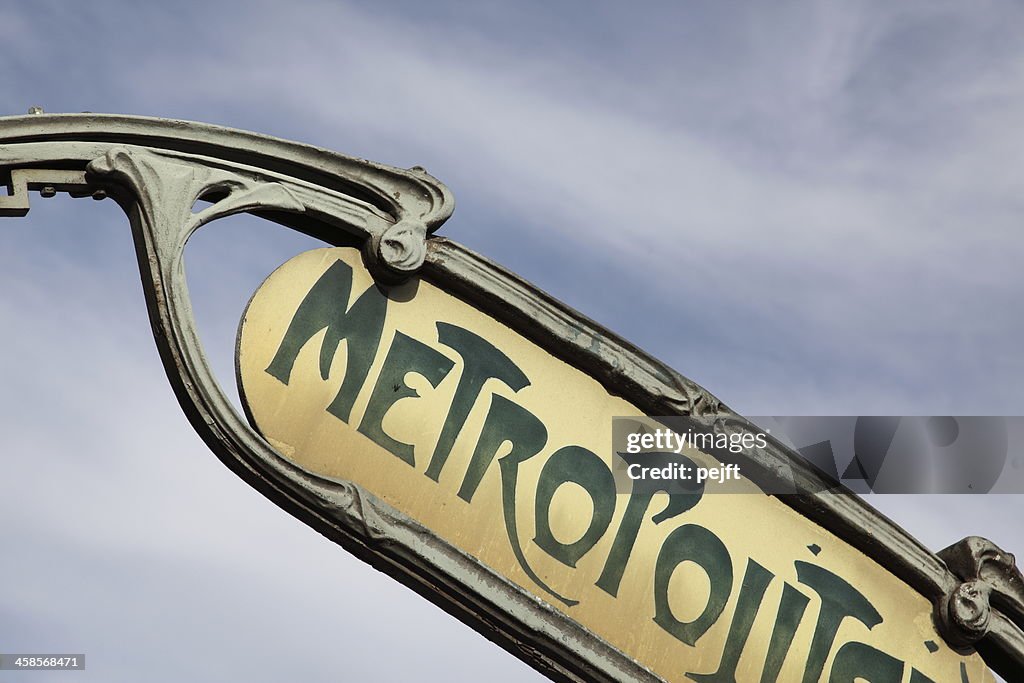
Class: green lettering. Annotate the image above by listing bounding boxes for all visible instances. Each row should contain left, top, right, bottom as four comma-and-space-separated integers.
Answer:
908, 670, 937, 683
654, 524, 733, 646
760, 583, 810, 683
689, 559, 774, 683
265, 259, 387, 423
357, 331, 454, 465
597, 452, 704, 597
533, 446, 616, 568
477, 395, 578, 606
427, 323, 529, 482
796, 561, 883, 683
828, 642, 903, 682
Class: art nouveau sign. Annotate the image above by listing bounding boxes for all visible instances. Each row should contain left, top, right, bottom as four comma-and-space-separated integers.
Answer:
237, 246, 990, 682
2, 113, 1022, 682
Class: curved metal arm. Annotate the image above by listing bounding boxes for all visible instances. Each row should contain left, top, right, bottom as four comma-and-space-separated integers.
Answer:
0, 113, 653, 683
1, 112, 453, 281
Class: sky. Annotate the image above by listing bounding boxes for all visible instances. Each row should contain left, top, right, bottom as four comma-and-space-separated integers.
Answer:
1, 1, 1023, 681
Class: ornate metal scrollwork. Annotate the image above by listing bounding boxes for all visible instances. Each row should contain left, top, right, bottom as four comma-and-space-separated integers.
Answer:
938, 536, 1024, 648
0, 113, 655, 683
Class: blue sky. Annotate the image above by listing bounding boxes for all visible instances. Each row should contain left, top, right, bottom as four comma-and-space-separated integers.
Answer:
1, 1, 1022, 681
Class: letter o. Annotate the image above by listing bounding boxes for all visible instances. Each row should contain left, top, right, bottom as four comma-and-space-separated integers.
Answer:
534, 445, 616, 568
653, 524, 733, 646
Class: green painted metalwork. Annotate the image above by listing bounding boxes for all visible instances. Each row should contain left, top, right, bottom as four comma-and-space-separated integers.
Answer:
2, 112, 1022, 682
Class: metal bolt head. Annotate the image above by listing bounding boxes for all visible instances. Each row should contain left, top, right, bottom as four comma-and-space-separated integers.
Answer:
948, 579, 992, 641
40, 186, 57, 198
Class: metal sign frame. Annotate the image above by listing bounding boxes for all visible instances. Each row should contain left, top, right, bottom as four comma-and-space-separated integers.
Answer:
2, 113, 1022, 681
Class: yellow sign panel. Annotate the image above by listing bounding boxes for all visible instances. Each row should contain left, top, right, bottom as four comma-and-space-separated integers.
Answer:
237, 247, 990, 683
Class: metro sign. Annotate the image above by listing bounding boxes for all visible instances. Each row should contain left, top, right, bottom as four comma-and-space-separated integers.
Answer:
237, 246, 988, 683
2, 114, 1022, 682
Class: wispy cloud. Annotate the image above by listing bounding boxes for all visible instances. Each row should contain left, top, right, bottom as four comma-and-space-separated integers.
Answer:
2, 2, 1022, 681
71, 0, 1024, 414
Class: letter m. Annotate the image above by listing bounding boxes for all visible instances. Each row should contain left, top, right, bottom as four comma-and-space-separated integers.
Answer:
265, 259, 387, 423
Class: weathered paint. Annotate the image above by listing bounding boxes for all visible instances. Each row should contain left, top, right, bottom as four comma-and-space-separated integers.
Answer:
238, 247, 993, 683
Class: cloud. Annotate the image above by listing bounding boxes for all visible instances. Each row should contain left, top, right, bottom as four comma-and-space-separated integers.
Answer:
1, 2, 1022, 681
63, 0, 1020, 415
